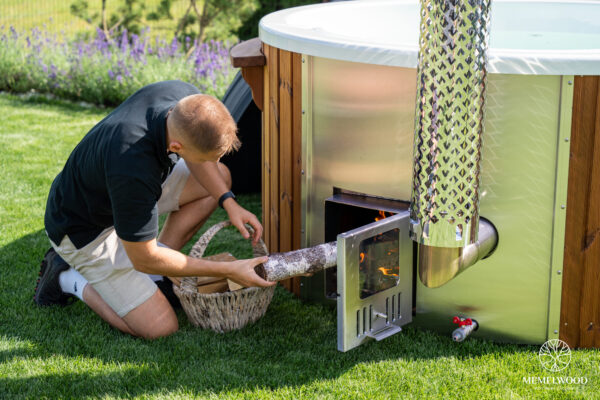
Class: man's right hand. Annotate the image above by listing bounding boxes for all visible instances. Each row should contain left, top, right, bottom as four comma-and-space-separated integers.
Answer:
225, 256, 276, 288
122, 238, 276, 287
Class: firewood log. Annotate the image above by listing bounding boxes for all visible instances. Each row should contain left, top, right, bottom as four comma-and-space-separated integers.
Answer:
255, 242, 337, 282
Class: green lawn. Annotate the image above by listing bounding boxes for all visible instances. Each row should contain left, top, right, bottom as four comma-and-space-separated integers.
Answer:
0, 92, 599, 399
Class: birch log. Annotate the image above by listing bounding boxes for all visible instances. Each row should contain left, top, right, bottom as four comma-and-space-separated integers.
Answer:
255, 242, 337, 282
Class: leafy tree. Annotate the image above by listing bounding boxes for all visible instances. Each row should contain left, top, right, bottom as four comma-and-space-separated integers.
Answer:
148, 0, 257, 43
236, 0, 318, 40
71, 0, 145, 38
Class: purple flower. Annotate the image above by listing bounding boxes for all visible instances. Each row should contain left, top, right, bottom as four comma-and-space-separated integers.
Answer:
116, 75, 123, 83
169, 37, 178, 57
108, 70, 115, 79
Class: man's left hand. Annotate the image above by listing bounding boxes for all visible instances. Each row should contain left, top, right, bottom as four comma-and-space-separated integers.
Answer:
223, 198, 263, 245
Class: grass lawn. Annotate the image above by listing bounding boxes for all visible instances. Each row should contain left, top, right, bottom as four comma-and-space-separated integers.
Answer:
0, 92, 599, 399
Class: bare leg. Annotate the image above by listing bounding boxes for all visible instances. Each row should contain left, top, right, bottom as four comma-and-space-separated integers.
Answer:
158, 162, 231, 251
81, 284, 177, 338
122, 290, 178, 339
81, 284, 135, 335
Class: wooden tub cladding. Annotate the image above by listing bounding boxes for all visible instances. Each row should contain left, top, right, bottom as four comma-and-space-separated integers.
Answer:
233, 40, 600, 348
560, 76, 600, 349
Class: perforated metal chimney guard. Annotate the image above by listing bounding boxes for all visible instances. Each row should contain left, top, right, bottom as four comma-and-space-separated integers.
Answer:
410, 0, 491, 248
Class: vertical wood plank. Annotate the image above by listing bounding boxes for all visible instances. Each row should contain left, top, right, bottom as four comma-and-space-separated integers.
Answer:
279, 50, 293, 254
291, 52, 304, 296
560, 75, 600, 348
268, 45, 280, 256
578, 77, 600, 348
262, 43, 271, 249
277, 50, 293, 292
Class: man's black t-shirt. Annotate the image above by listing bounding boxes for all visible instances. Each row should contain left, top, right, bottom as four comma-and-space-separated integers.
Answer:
45, 80, 200, 249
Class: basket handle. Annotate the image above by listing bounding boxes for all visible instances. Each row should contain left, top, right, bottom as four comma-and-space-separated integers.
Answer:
189, 220, 269, 260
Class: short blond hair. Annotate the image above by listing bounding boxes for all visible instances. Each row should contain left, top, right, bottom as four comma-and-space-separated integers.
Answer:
170, 94, 240, 155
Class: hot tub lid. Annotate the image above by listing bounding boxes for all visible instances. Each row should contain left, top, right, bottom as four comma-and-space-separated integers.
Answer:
259, 0, 600, 75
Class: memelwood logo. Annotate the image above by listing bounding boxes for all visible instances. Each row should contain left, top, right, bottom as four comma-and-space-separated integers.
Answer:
522, 339, 588, 385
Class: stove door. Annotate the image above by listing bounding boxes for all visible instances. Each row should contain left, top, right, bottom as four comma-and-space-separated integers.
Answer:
337, 210, 412, 352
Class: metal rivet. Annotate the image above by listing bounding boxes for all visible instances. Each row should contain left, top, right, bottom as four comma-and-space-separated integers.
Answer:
560, 205, 566, 209
589, 322, 594, 326
564, 322, 568, 326
564, 138, 569, 142
302, 109, 305, 115
300, 229, 305, 234
301, 169, 305, 175
568, 80, 573, 85
554, 330, 558, 334
302, 58, 305, 63
557, 270, 562, 275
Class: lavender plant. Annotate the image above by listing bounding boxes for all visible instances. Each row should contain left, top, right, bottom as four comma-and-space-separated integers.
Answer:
0, 26, 236, 106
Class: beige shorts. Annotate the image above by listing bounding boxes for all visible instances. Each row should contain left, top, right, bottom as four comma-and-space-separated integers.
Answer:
49, 159, 190, 317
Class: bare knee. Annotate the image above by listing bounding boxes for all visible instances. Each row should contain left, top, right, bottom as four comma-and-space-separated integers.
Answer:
123, 291, 179, 339
218, 162, 232, 190
138, 314, 179, 339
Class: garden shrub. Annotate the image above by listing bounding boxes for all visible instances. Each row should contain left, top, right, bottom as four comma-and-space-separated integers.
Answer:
0, 26, 236, 106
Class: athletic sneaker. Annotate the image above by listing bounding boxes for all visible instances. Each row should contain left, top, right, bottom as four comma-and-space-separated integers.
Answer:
34, 248, 75, 307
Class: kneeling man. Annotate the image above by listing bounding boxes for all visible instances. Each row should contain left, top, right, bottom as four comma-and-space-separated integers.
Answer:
34, 80, 274, 338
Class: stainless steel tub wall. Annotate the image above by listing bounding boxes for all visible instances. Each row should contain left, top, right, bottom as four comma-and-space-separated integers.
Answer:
301, 56, 572, 343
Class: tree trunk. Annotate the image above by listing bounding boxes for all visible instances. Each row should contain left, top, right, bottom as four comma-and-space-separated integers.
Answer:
101, 0, 109, 38
255, 242, 337, 282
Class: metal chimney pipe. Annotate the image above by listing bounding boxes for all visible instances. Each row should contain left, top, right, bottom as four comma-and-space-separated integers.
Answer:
418, 218, 497, 288
410, 0, 496, 287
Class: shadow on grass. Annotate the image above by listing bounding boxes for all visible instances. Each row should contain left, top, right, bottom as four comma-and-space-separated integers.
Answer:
0, 230, 535, 398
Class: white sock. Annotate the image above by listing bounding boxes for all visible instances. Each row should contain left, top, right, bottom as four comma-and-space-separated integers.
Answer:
58, 267, 88, 301
147, 241, 171, 282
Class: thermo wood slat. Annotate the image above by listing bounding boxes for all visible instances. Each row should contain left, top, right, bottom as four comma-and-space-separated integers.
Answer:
560, 75, 600, 348
268, 44, 280, 259
291, 52, 303, 295
279, 50, 293, 254
257, 45, 304, 293
262, 43, 271, 250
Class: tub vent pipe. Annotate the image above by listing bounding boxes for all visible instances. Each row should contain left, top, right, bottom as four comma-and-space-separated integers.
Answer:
410, 0, 496, 287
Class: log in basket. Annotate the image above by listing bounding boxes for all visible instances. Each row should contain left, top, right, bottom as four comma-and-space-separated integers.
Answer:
173, 221, 275, 333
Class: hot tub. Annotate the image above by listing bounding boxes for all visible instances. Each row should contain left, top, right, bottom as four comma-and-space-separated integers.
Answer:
248, 0, 600, 347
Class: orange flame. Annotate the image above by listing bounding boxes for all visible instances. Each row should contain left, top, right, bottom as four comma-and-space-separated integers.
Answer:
378, 267, 399, 277
374, 210, 387, 222
359, 252, 365, 263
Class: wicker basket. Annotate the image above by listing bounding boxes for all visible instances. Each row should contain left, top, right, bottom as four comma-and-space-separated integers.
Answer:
173, 221, 275, 333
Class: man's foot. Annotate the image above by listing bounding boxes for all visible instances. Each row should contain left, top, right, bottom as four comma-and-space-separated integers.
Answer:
34, 248, 75, 307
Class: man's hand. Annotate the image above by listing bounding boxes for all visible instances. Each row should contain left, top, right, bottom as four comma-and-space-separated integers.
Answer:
225, 256, 276, 288
223, 198, 263, 245
122, 239, 275, 288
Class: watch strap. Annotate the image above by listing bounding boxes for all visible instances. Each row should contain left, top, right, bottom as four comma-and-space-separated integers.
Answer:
218, 191, 236, 208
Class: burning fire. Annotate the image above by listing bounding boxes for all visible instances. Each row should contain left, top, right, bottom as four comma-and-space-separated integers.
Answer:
359, 252, 365, 263
378, 267, 399, 277
375, 210, 388, 221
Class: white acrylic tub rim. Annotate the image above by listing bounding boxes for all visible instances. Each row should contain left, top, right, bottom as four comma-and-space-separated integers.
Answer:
259, 0, 600, 75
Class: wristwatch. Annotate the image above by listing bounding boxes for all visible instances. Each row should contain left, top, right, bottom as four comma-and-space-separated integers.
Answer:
218, 191, 236, 208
